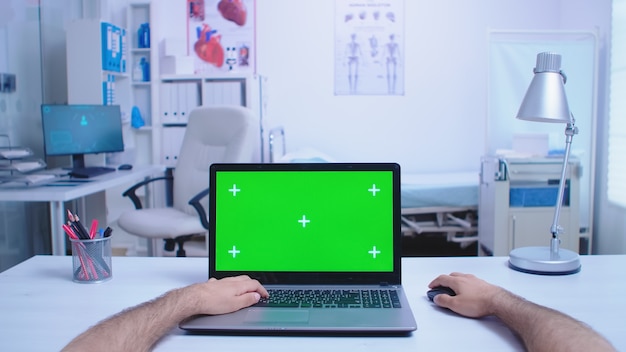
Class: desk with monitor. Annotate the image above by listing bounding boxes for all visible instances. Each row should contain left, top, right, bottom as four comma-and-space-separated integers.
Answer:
0, 165, 165, 254
0, 254, 623, 351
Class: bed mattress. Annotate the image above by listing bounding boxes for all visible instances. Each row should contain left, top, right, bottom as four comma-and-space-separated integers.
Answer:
401, 172, 479, 209
277, 149, 478, 209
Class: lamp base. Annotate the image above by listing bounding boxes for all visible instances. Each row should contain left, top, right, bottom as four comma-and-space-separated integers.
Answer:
509, 246, 581, 275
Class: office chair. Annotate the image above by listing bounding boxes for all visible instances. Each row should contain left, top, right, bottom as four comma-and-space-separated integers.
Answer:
117, 105, 258, 256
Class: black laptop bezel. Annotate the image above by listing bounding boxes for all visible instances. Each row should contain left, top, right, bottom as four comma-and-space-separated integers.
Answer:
208, 162, 402, 285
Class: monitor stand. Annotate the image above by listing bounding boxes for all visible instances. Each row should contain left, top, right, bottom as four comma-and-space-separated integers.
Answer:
67, 154, 115, 178
72, 154, 87, 169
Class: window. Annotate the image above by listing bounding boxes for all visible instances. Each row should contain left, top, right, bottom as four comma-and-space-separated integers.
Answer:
608, 0, 626, 208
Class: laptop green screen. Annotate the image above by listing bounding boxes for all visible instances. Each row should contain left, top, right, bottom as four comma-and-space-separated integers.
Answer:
214, 170, 395, 272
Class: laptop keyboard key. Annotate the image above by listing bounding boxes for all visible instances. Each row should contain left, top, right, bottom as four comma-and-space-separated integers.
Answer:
256, 289, 401, 309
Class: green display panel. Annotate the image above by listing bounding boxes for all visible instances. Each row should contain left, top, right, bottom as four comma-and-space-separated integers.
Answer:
214, 170, 394, 272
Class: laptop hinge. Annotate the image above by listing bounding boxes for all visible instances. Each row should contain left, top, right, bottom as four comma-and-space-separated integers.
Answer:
379, 282, 390, 286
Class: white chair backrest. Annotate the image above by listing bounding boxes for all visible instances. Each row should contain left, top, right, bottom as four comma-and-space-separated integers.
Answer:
172, 105, 257, 215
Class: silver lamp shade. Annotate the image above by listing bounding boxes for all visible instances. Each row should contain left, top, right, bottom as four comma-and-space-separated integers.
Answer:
516, 52, 573, 123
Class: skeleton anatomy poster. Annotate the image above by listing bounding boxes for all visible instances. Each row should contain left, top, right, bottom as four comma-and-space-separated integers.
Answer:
334, 0, 404, 95
187, 0, 255, 75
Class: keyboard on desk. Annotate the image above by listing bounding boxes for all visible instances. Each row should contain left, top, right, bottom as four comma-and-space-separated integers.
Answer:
69, 166, 116, 179
255, 288, 402, 308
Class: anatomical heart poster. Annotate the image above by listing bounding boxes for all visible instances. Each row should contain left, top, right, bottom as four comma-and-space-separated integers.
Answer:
187, 0, 255, 75
334, 0, 404, 96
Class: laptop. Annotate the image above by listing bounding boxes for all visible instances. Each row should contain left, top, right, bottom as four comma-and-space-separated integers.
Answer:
180, 162, 417, 335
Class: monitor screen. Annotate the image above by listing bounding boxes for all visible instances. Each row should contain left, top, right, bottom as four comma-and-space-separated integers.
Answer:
41, 104, 124, 168
213, 169, 395, 273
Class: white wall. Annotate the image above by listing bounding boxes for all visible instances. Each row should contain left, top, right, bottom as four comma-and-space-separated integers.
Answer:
155, 0, 609, 173
256, 0, 600, 174
145, 0, 620, 253
149, 0, 623, 255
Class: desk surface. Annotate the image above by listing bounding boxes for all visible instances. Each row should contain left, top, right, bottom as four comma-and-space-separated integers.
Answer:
0, 165, 164, 202
0, 255, 623, 351
0, 165, 165, 255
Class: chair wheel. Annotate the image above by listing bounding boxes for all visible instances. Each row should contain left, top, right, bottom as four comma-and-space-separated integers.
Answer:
164, 239, 176, 251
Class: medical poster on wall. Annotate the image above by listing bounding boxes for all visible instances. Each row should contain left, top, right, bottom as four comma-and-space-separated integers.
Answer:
187, 0, 255, 75
334, 0, 404, 96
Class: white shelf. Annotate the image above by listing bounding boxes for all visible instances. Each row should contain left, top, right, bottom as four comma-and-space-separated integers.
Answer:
131, 48, 151, 54
0, 147, 33, 160
133, 126, 153, 132
161, 73, 258, 81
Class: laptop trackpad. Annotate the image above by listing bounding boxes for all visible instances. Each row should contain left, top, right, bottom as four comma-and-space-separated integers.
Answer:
245, 309, 309, 324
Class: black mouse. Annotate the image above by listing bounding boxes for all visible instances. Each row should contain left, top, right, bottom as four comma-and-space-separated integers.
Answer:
427, 286, 456, 302
118, 164, 133, 170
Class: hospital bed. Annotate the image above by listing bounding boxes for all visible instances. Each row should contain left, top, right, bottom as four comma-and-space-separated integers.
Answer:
400, 173, 478, 247
268, 127, 479, 248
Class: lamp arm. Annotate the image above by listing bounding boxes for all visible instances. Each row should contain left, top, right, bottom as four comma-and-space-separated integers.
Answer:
550, 121, 578, 254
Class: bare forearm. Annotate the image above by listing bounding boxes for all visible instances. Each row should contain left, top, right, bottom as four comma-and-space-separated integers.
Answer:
63, 287, 199, 352
62, 276, 267, 351
492, 290, 615, 352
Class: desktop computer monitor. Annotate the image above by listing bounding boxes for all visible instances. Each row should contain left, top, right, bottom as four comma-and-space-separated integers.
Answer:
41, 104, 124, 170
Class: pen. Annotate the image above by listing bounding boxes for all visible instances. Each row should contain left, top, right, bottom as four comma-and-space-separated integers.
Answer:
103, 227, 113, 238
66, 209, 75, 222
74, 247, 93, 280
73, 214, 90, 239
69, 220, 87, 240
89, 219, 98, 239
63, 224, 96, 279
67, 210, 89, 239
62, 224, 79, 240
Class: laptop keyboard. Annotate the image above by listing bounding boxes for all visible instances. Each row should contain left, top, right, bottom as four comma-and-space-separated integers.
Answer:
255, 289, 402, 308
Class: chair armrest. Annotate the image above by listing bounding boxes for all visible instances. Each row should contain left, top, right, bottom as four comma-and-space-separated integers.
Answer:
189, 187, 210, 229
122, 175, 173, 209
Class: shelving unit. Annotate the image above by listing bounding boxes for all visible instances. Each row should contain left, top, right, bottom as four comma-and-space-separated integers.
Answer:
478, 156, 582, 256
66, 20, 129, 107
126, 2, 158, 167
0, 145, 51, 188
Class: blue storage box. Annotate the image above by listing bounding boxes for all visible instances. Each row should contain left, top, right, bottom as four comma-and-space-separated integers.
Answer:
509, 181, 570, 207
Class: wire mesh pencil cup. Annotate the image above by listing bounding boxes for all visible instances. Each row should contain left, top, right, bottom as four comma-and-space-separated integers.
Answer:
70, 236, 112, 283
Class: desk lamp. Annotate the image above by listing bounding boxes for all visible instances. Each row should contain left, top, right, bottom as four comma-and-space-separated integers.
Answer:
508, 52, 581, 275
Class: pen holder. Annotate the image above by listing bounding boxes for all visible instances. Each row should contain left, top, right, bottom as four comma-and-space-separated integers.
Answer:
70, 236, 113, 283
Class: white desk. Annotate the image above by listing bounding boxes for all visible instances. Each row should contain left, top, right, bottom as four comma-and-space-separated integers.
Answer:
0, 165, 165, 255
0, 255, 623, 351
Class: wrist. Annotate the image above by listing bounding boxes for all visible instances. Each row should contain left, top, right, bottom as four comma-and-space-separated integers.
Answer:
487, 286, 514, 316
167, 285, 204, 318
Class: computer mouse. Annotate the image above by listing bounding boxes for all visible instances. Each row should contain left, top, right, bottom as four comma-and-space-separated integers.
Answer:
118, 164, 133, 170
427, 286, 456, 302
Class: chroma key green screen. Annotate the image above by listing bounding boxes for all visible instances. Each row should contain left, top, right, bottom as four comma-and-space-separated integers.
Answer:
214, 170, 394, 272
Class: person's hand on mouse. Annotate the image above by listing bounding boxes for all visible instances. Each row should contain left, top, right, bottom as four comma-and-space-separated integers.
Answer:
428, 272, 504, 318
427, 273, 617, 352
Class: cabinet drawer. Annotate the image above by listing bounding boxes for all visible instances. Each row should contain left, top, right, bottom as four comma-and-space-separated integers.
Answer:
508, 161, 576, 182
